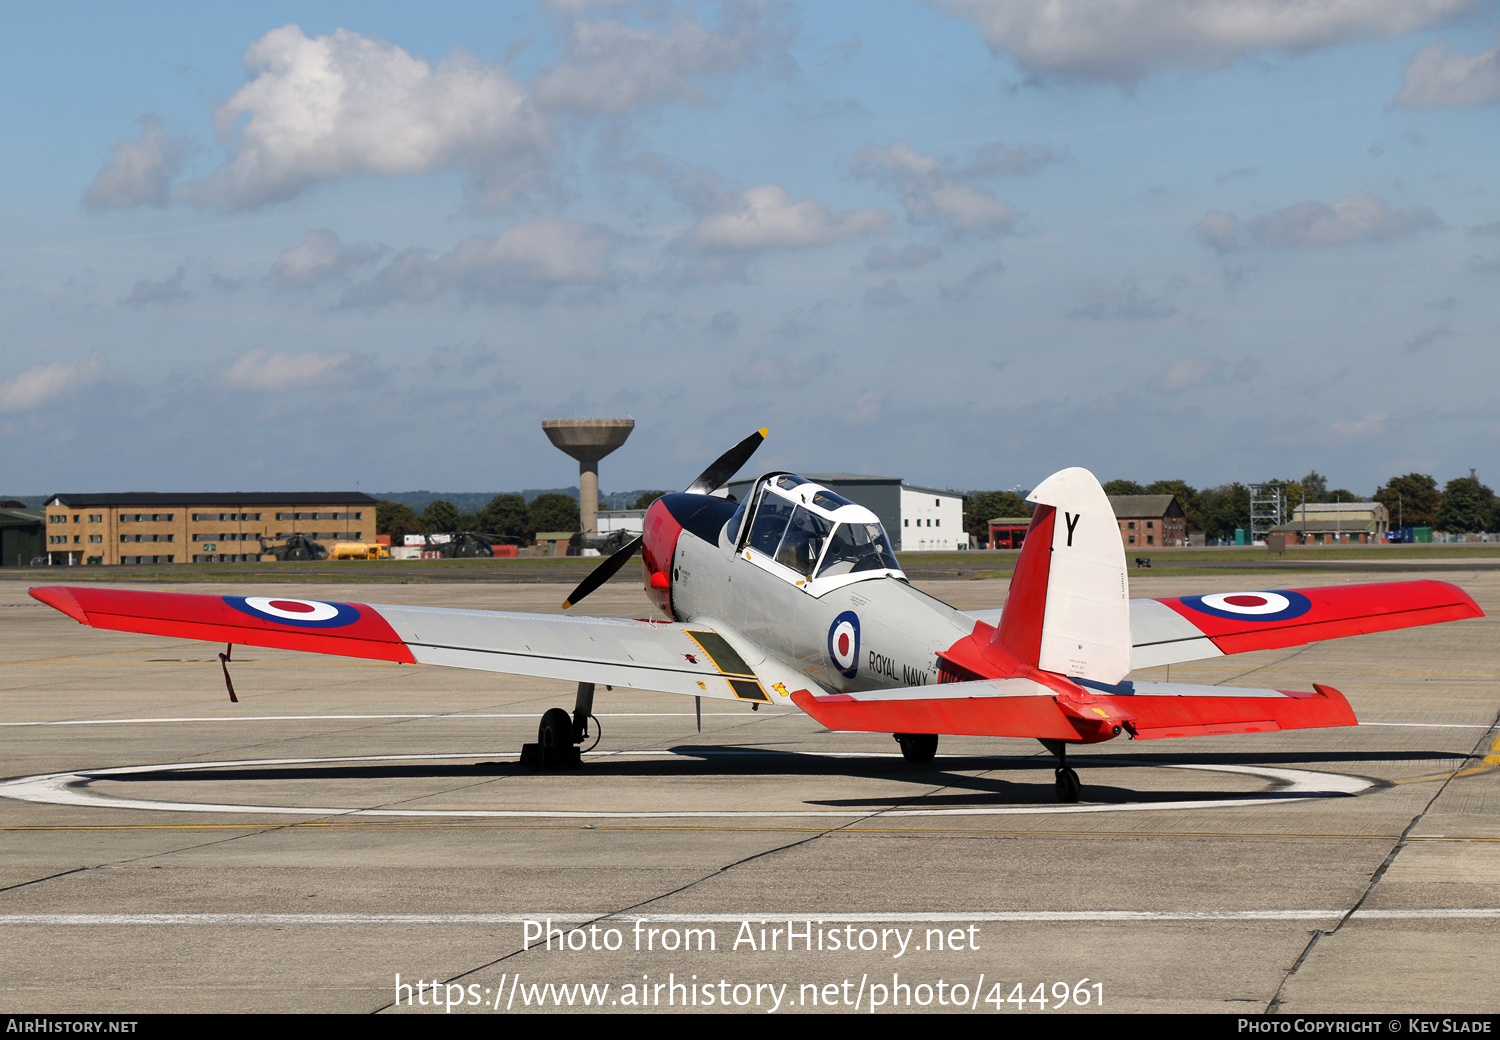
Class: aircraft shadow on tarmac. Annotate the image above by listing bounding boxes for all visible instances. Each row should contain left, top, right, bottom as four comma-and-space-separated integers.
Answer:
87, 745, 1466, 807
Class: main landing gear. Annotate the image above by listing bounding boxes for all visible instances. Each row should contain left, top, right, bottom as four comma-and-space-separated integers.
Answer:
1041, 738, 1082, 803
894, 732, 938, 764
521, 682, 600, 769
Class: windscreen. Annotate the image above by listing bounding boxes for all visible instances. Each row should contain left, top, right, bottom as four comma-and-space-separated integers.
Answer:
817, 522, 900, 577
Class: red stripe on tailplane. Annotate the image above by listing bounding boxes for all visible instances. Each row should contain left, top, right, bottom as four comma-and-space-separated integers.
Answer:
789, 684, 1117, 743
994, 504, 1054, 667
28, 586, 416, 664
1125, 683, 1356, 740
1157, 580, 1482, 655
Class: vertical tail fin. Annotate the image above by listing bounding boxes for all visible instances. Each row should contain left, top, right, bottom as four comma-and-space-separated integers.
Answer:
995, 467, 1130, 683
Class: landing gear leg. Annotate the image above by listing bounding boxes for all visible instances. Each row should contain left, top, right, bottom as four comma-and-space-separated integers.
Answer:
521, 682, 595, 769
1041, 738, 1081, 803
894, 732, 938, 764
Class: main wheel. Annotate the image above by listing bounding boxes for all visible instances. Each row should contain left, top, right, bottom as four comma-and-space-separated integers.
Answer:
895, 733, 938, 764
1055, 766, 1081, 803
539, 707, 574, 750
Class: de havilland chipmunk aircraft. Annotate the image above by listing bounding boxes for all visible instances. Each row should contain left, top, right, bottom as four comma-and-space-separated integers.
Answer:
30, 431, 1484, 802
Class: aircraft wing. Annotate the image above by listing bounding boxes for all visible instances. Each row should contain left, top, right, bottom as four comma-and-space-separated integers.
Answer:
967, 580, 1482, 670
791, 676, 1357, 742
28, 586, 775, 703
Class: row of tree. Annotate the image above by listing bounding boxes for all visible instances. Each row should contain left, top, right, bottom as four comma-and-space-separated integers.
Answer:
377, 491, 668, 544
963, 472, 1498, 545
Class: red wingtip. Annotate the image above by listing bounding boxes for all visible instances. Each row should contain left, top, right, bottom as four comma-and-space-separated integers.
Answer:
30, 586, 89, 625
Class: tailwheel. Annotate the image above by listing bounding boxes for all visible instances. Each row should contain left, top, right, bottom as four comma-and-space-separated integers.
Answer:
1041, 738, 1082, 803
894, 733, 938, 764
1055, 767, 1081, 804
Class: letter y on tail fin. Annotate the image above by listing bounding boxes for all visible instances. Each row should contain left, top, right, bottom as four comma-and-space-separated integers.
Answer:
996, 468, 1131, 683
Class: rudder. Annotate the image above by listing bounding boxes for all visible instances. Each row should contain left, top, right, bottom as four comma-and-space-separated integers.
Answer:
995, 467, 1130, 683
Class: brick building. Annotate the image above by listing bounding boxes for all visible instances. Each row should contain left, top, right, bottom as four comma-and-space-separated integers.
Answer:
43, 492, 377, 565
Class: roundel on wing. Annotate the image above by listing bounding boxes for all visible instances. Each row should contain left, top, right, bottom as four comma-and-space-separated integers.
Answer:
1179, 590, 1312, 622
224, 596, 362, 628
827, 611, 860, 679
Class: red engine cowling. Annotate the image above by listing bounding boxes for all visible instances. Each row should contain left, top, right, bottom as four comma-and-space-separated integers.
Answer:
640, 498, 682, 619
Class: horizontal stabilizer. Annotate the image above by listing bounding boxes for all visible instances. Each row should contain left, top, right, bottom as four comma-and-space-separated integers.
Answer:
791, 676, 1357, 744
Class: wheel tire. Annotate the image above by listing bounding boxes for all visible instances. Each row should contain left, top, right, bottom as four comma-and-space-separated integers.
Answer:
539, 708, 574, 750
1055, 766, 1081, 804
895, 733, 938, 764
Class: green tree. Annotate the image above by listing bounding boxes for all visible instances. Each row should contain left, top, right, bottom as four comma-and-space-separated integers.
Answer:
478, 493, 533, 541
376, 500, 421, 541
1299, 470, 1329, 502
1145, 479, 1202, 532
529, 493, 580, 533
1199, 483, 1249, 543
421, 499, 460, 534
1374, 473, 1440, 528
1102, 479, 1146, 496
965, 490, 1032, 545
632, 491, 669, 509
1435, 477, 1496, 534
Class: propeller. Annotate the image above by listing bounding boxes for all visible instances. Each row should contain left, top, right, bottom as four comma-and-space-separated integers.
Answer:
561, 427, 767, 609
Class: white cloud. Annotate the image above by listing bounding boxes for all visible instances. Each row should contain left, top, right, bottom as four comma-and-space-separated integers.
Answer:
83, 114, 185, 210
222, 348, 354, 392
533, 3, 795, 115
272, 230, 385, 287
852, 141, 1015, 236
343, 217, 617, 307
730, 352, 833, 388
962, 140, 1064, 177
1248, 192, 1440, 247
1193, 210, 1244, 253
0, 354, 108, 413
119, 268, 193, 309
1393, 39, 1500, 109
188, 25, 549, 210
936, 0, 1479, 82
865, 243, 942, 269
1070, 278, 1177, 321
1329, 412, 1388, 438
690, 184, 887, 251
1154, 355, 1260, 394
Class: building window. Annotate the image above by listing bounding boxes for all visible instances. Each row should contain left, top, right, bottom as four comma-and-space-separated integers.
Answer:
49, 515, 65, 524
1128, 521, 1135, 530
935, 519, 940, 527
1147, 536, 1154, 545
1128, 535, 1136, 544
88, 514, 102, 523
88, 535, 102, 543
73, 535, 81, 543
1147, 521, 1154, 529
904, 519, 909, 527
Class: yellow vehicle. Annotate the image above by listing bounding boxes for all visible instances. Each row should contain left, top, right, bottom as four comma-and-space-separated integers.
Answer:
328, 541, 390, 560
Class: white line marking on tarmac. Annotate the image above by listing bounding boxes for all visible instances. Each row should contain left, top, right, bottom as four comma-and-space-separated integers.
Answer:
0, 752, 1372, 818
0, 712, 791, 727
0, 715, 1481, 729
0, 909, 1495, 926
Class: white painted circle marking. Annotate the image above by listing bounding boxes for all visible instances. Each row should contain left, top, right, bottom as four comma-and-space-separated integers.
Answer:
0, 752, 1373, 819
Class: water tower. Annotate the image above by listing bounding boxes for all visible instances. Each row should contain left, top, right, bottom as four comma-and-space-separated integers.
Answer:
541, 418, 635, 539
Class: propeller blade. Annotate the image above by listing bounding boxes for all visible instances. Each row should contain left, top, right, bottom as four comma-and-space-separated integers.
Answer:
685, 427, 768, 497
561, 534, 642, 610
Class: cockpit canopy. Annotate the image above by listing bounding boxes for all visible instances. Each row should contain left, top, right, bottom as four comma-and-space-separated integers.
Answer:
727, 474, 902, 585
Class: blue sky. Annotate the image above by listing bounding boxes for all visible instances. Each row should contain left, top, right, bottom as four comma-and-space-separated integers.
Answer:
3, 1, 1499, 497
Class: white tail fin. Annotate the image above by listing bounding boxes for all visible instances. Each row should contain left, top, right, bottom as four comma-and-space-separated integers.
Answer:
1003, 467, 1131, 683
